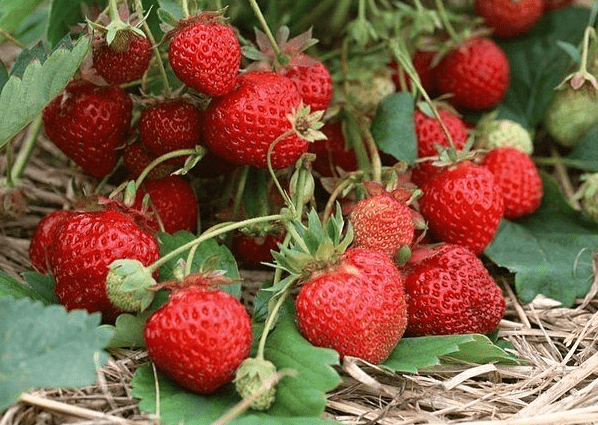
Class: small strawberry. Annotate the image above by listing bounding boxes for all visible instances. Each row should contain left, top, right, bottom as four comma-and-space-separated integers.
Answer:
481, 147, 543, 219
92, 31, 152, 85
168, 13, 241, 97
122, 139, 176, 180
278, 53, 333, 112
475, 0, 543, 39
579, 173, 598, 223
42, 79, 132, 178
436, 36, 510, 110
49, 205, 160, 322
403, 243, 506, 336
133, 175, 199, 234
349, 182, 417, 259
475, 115, 534, 155
144, 274, 253, 394
418, 160, 504, 256
138, 98, 203, 164
308, 119, 358, 177
29, 209, 75, 274
202, 71, 310, 170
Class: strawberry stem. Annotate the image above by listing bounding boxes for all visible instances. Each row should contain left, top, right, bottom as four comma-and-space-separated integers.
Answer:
134, 147, 206, 189
434, 0, 460, 44
246, 0, 285, 67
266, 128, 298, 216
108, 0, 123, 24
10, 113, 43, 183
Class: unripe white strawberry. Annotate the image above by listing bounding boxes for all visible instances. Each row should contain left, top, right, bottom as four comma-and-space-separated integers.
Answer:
475, 117, 533, 155
343, 69, 396, 116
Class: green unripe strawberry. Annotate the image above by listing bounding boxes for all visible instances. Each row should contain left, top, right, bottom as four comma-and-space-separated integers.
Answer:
234, 357, 278, 411
544, 83, 598, 148
580, 173, 598, 223
475, 117, 533, 155
105, 259, 156, 312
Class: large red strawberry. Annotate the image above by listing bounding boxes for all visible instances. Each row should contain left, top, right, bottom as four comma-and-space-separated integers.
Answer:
29, 209, 75, 274
436, 37, 510, 110
308, 119, 358, 177
168, 13, 241, 97
133, 175, 199, 234
144, 274, 252, 394
295, 246, 408, 364
403, 243, 506, 336
138, 98, 203, 164
278, 53, 333, 112
202, 71, 307, 169
418, 160, 504, 256
475, 0, 543, 39
92, 31, 152, 85
42, 79, 132, 178
481, 147, 543, 219
49, 206, 160, 322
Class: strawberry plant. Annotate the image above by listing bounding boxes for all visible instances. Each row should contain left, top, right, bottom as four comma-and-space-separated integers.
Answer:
3, 0, 598, 424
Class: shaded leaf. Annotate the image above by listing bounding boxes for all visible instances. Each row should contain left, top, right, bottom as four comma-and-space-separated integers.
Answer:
0, 296, 113, 411
0, 0, 46, 44
566, 124, 598, 171
21, 271, 57, 304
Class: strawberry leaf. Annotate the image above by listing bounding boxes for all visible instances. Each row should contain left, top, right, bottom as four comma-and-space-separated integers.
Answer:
370, 92, 416, 164
102, 311, 150, 348
0, 0, 46, 45
485, 172, 598, 307
0, 271, 56, 304
382, 334, 520, 374
566, 125, 598, 171
0, 34, 90, 147
0, 296, 113, 411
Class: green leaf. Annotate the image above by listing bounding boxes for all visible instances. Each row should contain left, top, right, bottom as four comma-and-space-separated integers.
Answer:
0, 60, 8, 93
485, 173, 598, 307
497, 7, 590, 128
566, 124, 598, 171
0, 0, 46, 44
46, 0, 105, 47
382, 334, 520, 374
21, 271, 57, 304
158, 232, 241, 298
102, 311, 150, 348
0, 296, 114, 411
9, 41, 47, 79
370, 92, 416, 164
131, 306, 340, 424
0, 35, 91, 146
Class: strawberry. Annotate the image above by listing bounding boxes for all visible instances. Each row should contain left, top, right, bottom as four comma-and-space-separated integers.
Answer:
144, 274, 253, 394
295, 246, 408, 364
579, 173, 598, 223
29, 209, 75, 274
481, 147, 543, 219
168, 13, 241, 97
202, 71, 307, 169
231, 229, 285, 269
403, 243, 506, 336
92, 31, 152, 85
122, 139, 176, 180
435, 37, 510, 111
391, 49, 438, 95
279, 53, 333, 112
343, 68, 396, 117
349, 183, 416, 259
138, 98, 203, 164
418, 160, 504, 256
475, 116, 534, 155
308, 119, 358, 177
133, 175, 199, 234
475, 0, 543, 39
49, 206, 160, 322
42, 78, 132, 178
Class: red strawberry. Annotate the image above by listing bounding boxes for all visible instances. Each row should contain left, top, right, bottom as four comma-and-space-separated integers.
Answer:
295, 247, 408, 364
168, 14, 241, 97
436, 37, 510, 110
308, 120, 358, 177
279, 53, 333, 111
29, 209, 75, 274
49, 206, 160, 322
92, 31, 152, 85
481, 147, 543, 219
133, 175, 199, 234
42, 79, 132, 178
403, 243, 506, 336
418, 160, 504, 256
144, 274, 252, 394
475, 0, 543, 39
349, 184, 416, 259
231, 229, 285, 269
391, 49, 438, 95
122, 139, 175, 180
202, 71, 307, 169
138, 98, 203, 165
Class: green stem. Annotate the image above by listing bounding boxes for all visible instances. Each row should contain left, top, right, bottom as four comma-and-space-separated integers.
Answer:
434, 0, 460, 43
147, 213, 290, 273
355, 114, 382, 183
256, 288, 290, 359
10, 114, 42, 182
181, 0, 190, 18
246, 0, 283, 63
322, 172, 361, 224
231, 165, 250, 222
4, 142, 13, 188
266, 129, 297, 216
108, 0, 123, 23
135, 147, 206, 189
282, 220, 311, 254
184, 242, 199, 276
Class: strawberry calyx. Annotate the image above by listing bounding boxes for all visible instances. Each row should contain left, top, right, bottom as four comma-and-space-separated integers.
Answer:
105, 259, 157, 312
163, 10, 230, 42
234, 357, 279, 411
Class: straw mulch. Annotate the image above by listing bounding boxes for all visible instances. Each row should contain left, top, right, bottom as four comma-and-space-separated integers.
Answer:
2, 119, 598, 425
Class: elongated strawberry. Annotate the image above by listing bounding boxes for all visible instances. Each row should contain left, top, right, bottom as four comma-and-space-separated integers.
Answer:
92, 31, 152, 85
144, 274, 252, 394
168, 13, 241, 97
42, 79, 132, 178
133, 175, 199, 234
436, 37, 510, 110
418, 160, 504, 256
475, 0, 543, 39
138, 98, 203, 164
403, 243, 506, 336
202, 71, 308, 169
481, 147, 543, 219
49, 206, 160, 322
29, 209, 75, 274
